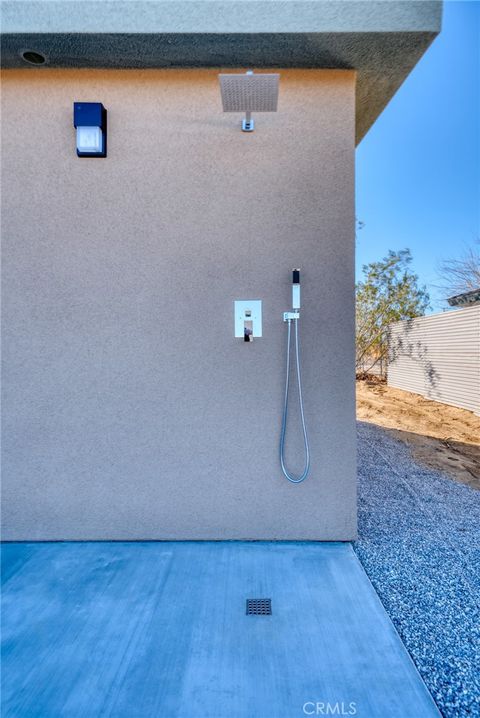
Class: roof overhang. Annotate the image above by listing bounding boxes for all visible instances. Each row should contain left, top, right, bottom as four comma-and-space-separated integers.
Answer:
0, 0, 442, 143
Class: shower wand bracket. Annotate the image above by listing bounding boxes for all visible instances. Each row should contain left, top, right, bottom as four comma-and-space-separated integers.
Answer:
284, 311, 300, 321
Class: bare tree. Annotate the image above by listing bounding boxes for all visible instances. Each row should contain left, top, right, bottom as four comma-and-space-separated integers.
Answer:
437, 240, 480, 299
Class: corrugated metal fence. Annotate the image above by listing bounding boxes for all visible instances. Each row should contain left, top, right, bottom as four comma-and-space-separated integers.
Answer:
388, 305, 480, 416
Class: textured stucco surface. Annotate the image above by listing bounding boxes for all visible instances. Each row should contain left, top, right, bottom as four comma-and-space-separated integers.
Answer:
0, 1, 442, 143
1, 1, 442, 33
1, 69, 356, 540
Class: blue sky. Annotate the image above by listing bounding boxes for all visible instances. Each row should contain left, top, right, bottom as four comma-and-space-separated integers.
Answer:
355, 0, 480, 311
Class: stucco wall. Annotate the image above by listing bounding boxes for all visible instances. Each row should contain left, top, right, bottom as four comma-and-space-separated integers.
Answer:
1, 69, 356, 540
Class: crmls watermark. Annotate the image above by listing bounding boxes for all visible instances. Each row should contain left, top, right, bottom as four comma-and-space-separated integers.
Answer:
303, 701, 357, 716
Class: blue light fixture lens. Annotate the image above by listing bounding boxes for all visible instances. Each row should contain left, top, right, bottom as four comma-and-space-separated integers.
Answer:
73, 103, 107, 157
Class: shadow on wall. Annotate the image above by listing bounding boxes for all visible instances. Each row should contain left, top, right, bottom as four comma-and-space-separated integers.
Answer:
388, 319, 440, 393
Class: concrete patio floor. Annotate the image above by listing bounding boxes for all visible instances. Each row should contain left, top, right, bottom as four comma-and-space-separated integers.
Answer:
1, 541, 440, 718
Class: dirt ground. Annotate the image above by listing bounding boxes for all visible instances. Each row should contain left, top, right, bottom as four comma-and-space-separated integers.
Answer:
356, 378, 480, 489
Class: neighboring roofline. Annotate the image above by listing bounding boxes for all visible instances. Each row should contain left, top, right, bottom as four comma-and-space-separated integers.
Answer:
0, 1, 442, 144
447, 289, 480, 307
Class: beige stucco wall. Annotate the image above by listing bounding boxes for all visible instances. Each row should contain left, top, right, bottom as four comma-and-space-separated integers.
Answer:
1, 69, 356, 540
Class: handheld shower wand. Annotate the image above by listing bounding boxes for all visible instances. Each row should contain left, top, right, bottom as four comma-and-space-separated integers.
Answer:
280, 270, 311, 483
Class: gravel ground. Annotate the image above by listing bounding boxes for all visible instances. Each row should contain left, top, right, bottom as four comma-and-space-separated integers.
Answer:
355, 421, 480, 718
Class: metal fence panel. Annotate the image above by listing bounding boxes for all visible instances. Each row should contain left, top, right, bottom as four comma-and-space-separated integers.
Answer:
388, 305, 480, 416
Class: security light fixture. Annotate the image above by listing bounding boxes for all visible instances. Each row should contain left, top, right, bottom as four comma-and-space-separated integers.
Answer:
73, 102, 107, 157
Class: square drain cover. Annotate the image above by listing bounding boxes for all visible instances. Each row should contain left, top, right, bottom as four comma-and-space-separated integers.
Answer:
246, 598, 272, 615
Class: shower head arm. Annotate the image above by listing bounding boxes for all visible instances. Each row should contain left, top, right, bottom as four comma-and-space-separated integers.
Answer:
242, 111, 254, 132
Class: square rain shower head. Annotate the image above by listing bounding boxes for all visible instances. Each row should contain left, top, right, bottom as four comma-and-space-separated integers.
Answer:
219, 72, 280, 113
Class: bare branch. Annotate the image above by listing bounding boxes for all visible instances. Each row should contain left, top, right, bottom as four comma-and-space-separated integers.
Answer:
436, 240, 480, 298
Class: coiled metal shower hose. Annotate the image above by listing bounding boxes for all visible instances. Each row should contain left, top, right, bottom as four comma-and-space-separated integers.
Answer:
280, 318, 310, 483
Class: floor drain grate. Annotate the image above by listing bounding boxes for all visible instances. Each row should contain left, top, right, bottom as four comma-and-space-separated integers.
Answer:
246, 598, 272, 615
